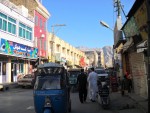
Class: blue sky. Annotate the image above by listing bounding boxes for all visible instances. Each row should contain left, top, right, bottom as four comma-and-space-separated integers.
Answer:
42, 0, 135, 48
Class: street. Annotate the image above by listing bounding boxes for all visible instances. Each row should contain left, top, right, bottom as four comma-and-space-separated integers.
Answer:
0, 88, 145, 113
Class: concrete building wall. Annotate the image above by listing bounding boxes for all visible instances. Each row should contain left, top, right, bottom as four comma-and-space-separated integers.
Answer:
129, 52, 147, 98
47, 32, 86, 68
0, 3, 34, 47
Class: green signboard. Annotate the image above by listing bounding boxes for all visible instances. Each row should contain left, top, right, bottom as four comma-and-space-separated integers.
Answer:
123, 17, 139, 38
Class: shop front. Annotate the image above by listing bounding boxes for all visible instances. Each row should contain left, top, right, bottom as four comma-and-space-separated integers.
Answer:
0, 38, 38, 83
0, 57, 7, 83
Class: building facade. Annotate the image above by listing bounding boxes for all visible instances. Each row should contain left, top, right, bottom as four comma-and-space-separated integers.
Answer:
47, 32, 87, 69
34, 1, 50, 62
0, 1, 38, 83
120, 0, 148, 98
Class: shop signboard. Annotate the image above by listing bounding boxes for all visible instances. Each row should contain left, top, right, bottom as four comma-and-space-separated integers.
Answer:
134, 1, 147, 41
0, 38, 38, 59
123, 17, 139, 38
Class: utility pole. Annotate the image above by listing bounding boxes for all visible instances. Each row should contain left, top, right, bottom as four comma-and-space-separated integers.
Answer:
51, 24, 66, 62
146, 0, 150, 112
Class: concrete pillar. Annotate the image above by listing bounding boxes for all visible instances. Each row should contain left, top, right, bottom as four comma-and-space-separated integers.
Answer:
6, 57, 11, 83
24, 61, 28, 74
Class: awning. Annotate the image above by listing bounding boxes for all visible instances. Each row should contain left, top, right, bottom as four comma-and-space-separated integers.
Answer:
123, 38, 133, 52
136, 40, 147, 53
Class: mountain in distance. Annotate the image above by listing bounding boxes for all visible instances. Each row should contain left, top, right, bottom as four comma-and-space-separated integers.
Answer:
76, 46, 113, 67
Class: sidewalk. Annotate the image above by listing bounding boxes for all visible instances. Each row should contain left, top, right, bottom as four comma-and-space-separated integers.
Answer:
110, 91, 148, 113
127, 92, 148, 113
0, 82, 18, 91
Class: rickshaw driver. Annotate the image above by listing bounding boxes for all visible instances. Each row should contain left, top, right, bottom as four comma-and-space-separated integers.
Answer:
42, 80, 51, 89
42, 78, 60, 90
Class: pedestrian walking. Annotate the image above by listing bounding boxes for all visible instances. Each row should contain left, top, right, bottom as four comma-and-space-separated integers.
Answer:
127, 74, 132, 93
77, 68, 88, 103
117, 76, 121, 91
87, 67, 98, 102
121, 75, 128, 96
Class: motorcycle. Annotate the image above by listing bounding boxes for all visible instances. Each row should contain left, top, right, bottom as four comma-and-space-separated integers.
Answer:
97, 80, 110, 109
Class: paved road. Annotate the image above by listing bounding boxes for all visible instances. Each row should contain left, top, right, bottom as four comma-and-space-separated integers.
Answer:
0, 88, 34, 113
0, 88, 144, 113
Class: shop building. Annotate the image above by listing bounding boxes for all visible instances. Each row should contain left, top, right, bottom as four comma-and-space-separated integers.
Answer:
121, 0, 148, 98
0, 1, 38, 83
9, 0, 50, 64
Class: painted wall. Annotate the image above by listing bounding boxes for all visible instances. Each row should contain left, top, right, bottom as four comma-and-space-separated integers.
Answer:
34, 10, 47, 57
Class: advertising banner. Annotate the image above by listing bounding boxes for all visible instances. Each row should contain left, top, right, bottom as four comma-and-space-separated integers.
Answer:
0, 38, 38, 59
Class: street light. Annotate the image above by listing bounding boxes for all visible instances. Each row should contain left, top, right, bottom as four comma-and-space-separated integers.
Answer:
100, 21, 113, 31
50, 24, 66, 62
100, 20, 114, 68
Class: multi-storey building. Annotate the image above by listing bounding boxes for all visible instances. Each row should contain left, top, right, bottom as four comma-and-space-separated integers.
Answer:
9, 0, 50, 64
0, 1, 37, 83
84, 50, 98, 67
34, 1, 50, 62
47, 32, 87, 69
96, 50, 105, 68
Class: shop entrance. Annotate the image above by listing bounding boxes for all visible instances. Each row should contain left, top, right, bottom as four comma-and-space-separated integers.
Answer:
0, 62, 7, 83
11, 63, 17, 82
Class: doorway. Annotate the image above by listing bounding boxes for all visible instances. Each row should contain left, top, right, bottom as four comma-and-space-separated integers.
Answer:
11, 63, 17, 82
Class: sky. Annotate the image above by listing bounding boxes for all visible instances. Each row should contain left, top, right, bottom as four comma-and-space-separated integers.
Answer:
42, 0, 135, 48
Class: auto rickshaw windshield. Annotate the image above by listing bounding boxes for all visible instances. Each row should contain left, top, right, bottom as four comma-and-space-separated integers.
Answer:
34, 67, 66, 90
34, 75, 65, 90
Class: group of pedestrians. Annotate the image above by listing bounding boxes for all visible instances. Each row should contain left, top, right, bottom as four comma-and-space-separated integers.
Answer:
77, 67, 98, 103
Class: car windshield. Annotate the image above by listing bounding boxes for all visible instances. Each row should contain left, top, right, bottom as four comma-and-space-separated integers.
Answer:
95, 70, 106, 74
35, 75, 64, 90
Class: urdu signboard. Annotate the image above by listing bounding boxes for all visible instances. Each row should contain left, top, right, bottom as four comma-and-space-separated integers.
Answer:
0, 38, 38, 59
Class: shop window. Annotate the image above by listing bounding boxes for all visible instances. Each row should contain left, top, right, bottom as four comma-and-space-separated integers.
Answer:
40, 18, 42, 28
35, 15, 38, 26
19, 22, 32, 40
19, 63, 24, 73
2, 62, 6, 75
0, 12, 16, 34
44, 41, 46, 51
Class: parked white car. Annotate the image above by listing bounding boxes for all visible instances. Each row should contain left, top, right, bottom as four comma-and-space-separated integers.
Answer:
18, 74, 34, 88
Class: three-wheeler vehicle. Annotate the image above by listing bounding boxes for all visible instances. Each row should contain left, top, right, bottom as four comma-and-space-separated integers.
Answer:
68, 68, 81, 92
33, 62, 71, 113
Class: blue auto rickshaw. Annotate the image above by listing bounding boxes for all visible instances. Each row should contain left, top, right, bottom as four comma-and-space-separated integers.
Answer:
33, 62, 71, 113
68, 69, 81, 92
